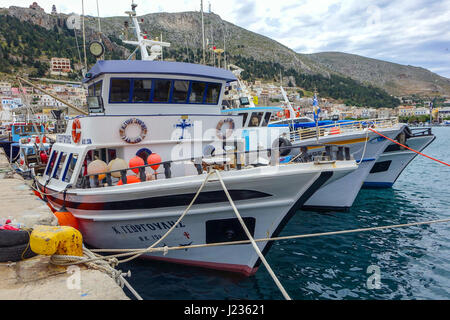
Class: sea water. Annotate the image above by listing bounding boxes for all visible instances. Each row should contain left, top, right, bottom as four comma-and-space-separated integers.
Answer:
122, 127, 450, 300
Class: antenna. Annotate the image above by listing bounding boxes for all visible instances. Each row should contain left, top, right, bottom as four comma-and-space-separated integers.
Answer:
201, 0, 206, 64
81, 0, 88, 76
123, 1, 170, 61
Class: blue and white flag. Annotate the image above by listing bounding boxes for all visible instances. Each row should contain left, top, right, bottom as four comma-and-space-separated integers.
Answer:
313, 94, 320, 122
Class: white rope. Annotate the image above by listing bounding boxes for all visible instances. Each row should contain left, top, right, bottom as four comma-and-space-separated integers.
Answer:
90, 218, 450, 255
50, 246, 143, 300
117, 171, 215, 264
214, 169, 292, 300
357, 128, 369, 165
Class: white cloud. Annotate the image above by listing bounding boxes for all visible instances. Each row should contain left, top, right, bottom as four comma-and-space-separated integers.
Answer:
0, 0, 449, 77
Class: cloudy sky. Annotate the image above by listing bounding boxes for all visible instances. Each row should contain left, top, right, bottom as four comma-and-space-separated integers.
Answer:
1, 0, 449, 77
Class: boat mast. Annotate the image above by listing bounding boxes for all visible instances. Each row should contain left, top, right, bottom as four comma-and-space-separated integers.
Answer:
123, 1, 170, 61
81, 0, 88, 75
201, 0, 206, 65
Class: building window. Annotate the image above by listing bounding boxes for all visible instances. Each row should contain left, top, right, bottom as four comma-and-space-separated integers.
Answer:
110, 79, 131, 102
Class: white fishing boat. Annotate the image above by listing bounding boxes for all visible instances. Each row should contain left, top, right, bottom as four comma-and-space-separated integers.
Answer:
14, 135, 51, 177
363, 126, 435, 188
33, 58, 357, 275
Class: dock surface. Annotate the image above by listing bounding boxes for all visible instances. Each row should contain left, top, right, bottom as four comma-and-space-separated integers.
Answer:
0, 149, 129, 300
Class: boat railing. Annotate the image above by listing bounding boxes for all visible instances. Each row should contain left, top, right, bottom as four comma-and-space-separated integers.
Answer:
290, 117, 399, 143
410, 127, 433, 137
77, 144, 353, 189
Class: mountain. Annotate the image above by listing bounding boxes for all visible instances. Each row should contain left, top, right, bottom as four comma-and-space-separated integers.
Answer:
307, 52, 450, 97
1, 5, 449, 103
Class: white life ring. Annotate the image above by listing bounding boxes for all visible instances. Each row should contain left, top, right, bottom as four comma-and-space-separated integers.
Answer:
216, 118, 235, 140
119, 118, 148, 144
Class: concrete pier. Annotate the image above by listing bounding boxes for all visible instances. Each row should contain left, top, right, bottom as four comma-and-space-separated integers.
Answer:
0, 149, 129, 300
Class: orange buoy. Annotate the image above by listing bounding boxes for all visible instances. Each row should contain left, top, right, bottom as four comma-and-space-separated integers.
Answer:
54, 207, 79, 230
117, 175, 142, 185
147, 153, 162, 171
284, 110, 290, 118
129, 156, 145, 174
277, 111, 283, 118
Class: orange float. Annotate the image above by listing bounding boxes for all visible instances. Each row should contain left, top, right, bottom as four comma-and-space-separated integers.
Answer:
284, 110, 290, 118
117, 175, 142, 185
129, 156, 145, 174
54, 207, 79, 230
147, 153, 162, 171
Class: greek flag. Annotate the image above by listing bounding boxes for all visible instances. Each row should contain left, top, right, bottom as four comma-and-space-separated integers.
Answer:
313, 94, 320, 122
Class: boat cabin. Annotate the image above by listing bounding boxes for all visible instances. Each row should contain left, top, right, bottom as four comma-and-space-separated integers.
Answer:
10, 123, 45, 142
84, 60, 235, 116
39, 60, 244, 190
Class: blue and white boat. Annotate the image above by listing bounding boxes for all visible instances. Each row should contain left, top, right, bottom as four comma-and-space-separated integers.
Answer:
363, 126, 435, 188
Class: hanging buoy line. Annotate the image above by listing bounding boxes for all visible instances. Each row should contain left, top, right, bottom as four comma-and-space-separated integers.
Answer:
369, 128, 450, 167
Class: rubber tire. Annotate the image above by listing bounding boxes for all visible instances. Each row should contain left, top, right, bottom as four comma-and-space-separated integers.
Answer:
0, 229, 30, 247
277, 138, 292, 157
0, 243, 36, 262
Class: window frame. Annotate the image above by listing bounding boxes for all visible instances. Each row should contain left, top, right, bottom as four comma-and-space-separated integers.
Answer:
107, 77, 222, 105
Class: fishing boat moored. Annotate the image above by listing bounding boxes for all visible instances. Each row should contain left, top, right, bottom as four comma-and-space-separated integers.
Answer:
34, 59, 358, 275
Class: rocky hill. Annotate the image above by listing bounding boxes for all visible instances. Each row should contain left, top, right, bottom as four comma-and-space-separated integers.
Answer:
1, 5, 449, 99
307, 52, 450, 96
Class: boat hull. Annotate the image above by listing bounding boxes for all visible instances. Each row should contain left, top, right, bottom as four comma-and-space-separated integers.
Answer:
363, 131, 435, 188
292, 124, 405, 211
38, 161, 356, 275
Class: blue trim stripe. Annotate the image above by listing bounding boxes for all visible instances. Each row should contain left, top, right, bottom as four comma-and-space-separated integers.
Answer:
355, 158, 376, 163
362, 182, 394, 188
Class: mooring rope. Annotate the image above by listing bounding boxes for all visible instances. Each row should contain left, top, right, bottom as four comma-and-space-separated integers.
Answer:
90, 218, 450, 255
214, 170, 292, 300
369, 128, 449, 167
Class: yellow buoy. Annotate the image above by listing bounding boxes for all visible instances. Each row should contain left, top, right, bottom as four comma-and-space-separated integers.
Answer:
30, 225, 83, 257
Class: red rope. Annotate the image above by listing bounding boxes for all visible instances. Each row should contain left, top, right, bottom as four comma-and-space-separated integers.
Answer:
368, 128, 449, 167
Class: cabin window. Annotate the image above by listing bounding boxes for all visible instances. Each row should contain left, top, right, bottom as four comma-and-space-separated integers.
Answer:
63, 154, 78, 183
248, 112, 264, 127
205, 83, 221, 104
172, 80, 190, 103
45, 150, 59, 176
189, 82, 206, 103
239, 113, 249, 127
53, 152, 67, 179
262, 112, 272, 126
94, 81, 103, 97
152, 80, 171, 102
88, 85, 94, 97
132, 79, 152, 102
110, 79, 131, 102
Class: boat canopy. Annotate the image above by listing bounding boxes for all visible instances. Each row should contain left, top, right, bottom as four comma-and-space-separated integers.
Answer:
83, 60, 238, 84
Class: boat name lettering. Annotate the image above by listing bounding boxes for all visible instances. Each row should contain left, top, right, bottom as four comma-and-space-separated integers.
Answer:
119, 118, 148, 144
82, 138, 92, 145
56, 135, 72, 143
111, 221, 186, 235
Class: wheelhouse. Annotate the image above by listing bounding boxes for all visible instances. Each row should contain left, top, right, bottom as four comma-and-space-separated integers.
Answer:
84, 60, 236, 116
